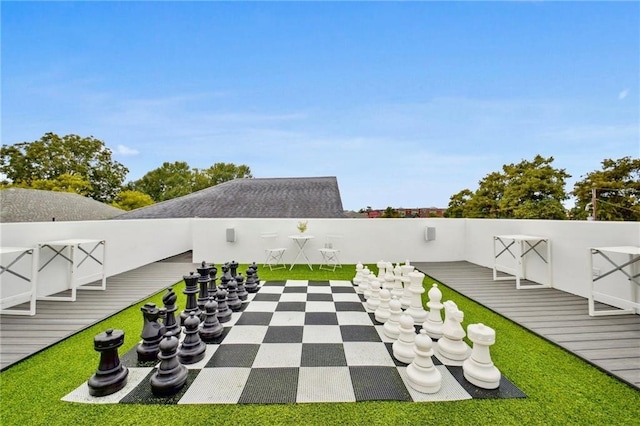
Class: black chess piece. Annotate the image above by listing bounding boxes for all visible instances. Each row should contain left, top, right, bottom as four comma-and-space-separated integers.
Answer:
245, 266, 259, 293
150, 332, 188, 396
88, 328, 129, 397
250, 262, 260, 284
219, 264, 232, 289
235, 273, 248, 301
199, 297, 224, 342
226, 278, 242, 312
216, 288, 232, 323
136, 303, 165, 362
208, 264, 218, 298
229, 260, 239, 277
196, 262, 212, 318
180, 272, 201, 326
162, 288, 181, 339
178, 312, 207, 365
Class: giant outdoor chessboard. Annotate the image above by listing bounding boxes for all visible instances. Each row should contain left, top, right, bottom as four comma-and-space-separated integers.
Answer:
63, 279, 526, 404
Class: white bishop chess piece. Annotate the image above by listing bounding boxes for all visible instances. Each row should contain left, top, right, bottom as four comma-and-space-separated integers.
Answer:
462, 323, 501, 389
435, 300, 471, 365
406, 329, 442, 394
422, 284, 444, 339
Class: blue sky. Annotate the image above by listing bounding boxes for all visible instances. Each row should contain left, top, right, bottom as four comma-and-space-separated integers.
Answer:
2, 1, 638, 211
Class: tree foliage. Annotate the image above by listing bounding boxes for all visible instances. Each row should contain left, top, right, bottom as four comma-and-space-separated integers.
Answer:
445, 155, 570, 220
381, 206, 401, 218
0, 133, 128, 203
571, 157, 640, 221
128, 161, 253, 202
110, 190, 155, 211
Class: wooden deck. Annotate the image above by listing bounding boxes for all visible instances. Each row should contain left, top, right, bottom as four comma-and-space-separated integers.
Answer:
0, 255, 197, 371
413, 261, 640, 391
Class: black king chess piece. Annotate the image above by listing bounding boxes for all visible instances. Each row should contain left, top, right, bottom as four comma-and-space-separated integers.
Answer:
136, 303, 165, 362
150, 332, 188, 396
180, 272, 201, 326
88, 328, 129, 397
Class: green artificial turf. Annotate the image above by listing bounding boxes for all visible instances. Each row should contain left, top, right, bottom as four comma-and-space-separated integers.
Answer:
1, 264, 639, 425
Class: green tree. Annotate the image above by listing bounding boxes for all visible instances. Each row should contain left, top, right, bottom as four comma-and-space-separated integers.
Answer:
110, 190, 155, 211
0, 133, 128, 203
465, 171, 506, 218
444, 189, 474, 218
571, 157, 640, 221
381, 206, 401, 218
192, 163, 252, 192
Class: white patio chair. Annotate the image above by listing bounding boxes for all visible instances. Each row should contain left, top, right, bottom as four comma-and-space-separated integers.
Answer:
318, 234, 342, 271
261, 233, 287, 271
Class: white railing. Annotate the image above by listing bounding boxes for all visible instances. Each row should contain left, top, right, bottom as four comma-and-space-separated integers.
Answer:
1, 217, 638, 313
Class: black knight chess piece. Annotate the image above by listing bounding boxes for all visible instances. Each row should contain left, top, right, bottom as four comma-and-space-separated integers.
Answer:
136, 303, 165, 362
88, 328, 129, 397
162, 288, 181, 340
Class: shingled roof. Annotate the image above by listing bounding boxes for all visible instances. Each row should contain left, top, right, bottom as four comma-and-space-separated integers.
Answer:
0, 188, 125, 223
113, 176, 346, 219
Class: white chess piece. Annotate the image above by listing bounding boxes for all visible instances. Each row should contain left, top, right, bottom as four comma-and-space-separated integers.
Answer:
357, 267, 371, 295
374, 289, 391, 323
392, 314, 417, 364
462, 323, 501, 389
366, 279, 381, 312
353, 262, 364, 286
435, 300, 471, 364
376, 260, 387, 282
406, 329, 442, 393
405, 271, 428, 324
383, 297, 403, 340
422, 284, 444, 339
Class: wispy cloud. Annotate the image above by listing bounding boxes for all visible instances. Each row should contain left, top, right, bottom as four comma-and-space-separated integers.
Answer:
618, 89, 629, 100
115, 144, 139, 156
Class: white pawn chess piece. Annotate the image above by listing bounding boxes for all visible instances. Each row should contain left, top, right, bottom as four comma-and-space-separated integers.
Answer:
384, 270, 395, 292
435, 300, 471, 364
422, 284, 444, 339
376, 260, 387, 282
406, 329, 442, 393
463, 323, 501, 389
374, 289, 391, 323
357, 267, 370, 295
392, 314, 417, 364
366, 279, 381, 312
364, 274, 376, 300
383, 297, 403, 340
391, 264, 404, 300
405, 271, 428, 325
353, 262, 364, 286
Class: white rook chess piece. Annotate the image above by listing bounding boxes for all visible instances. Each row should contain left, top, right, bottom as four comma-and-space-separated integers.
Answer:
405, 271, 428, 325
406, 329, 442, 394
422, 284, 444, 339
383, 296, 403, 340
435, 300, 471, 364
374, 289, 391, 323
463, 323, 501, 389
366, 279, 381, 312
392, 314, 417, 364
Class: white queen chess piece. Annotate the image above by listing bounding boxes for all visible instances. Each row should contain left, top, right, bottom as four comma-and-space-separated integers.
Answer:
462, 323, 501, 389
406, 329, 442, 393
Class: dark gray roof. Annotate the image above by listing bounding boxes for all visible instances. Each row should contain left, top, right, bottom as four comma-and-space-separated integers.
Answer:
0, 188, 125, 223
113, 176, 346, 219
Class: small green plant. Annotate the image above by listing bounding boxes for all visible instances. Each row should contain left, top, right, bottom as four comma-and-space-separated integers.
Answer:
297, 220, 308, 233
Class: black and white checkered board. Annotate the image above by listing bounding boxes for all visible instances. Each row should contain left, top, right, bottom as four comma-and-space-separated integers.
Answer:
63, 279, 526, 405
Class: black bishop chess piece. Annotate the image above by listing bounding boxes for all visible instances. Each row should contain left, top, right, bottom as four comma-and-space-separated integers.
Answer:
208, 264, 218, 298
199, 296, 224, 342
150, 332, 188, 396
178, 312, 207, 365
196, 262, 212, 318
136, 303, 166, 362
226, 278, 242, 312
245, 266, 259, 293
216, 288, 232, 323
235, 272, 248, 301
229, 260, 239, 277
180, 272, 202, 327
162, 288, 181, 339
88, 328, 129, 397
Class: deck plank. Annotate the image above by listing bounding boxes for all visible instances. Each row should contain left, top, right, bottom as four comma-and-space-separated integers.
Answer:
413, 261, 640, 391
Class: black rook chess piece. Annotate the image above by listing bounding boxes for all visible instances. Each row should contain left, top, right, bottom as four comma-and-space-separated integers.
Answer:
178, 312, 207, 364
136, 303, 165, 362
88, 328, 129, 397
162, 287, 181, 339
180, 272, 201, 326
150, 333, 188, 396
199, 296, 224, 342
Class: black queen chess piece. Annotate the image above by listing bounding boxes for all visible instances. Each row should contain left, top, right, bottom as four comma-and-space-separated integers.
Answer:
136, 303, 165, 362
150, 332, 188, 396
88, 328, 129, 397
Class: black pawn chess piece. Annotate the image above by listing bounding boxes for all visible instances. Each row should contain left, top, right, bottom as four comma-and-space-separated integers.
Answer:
229, 260, 239, 277
180, 272, 201, 326
196, 262, 212, 318
235, 273, 248, 301
226, 279, 242, 312
216, 288, 232, 323
162, 288, 181, 339
88, 328, 129, 397
219, 265, 232, 289
150, 332, 188, 396
245, 266, 259, 293
136, 303, 165, 362
208, 264, 218, 298
251, 262, 260, 284
199, 297, 224, 342
178, 312, 207, 365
